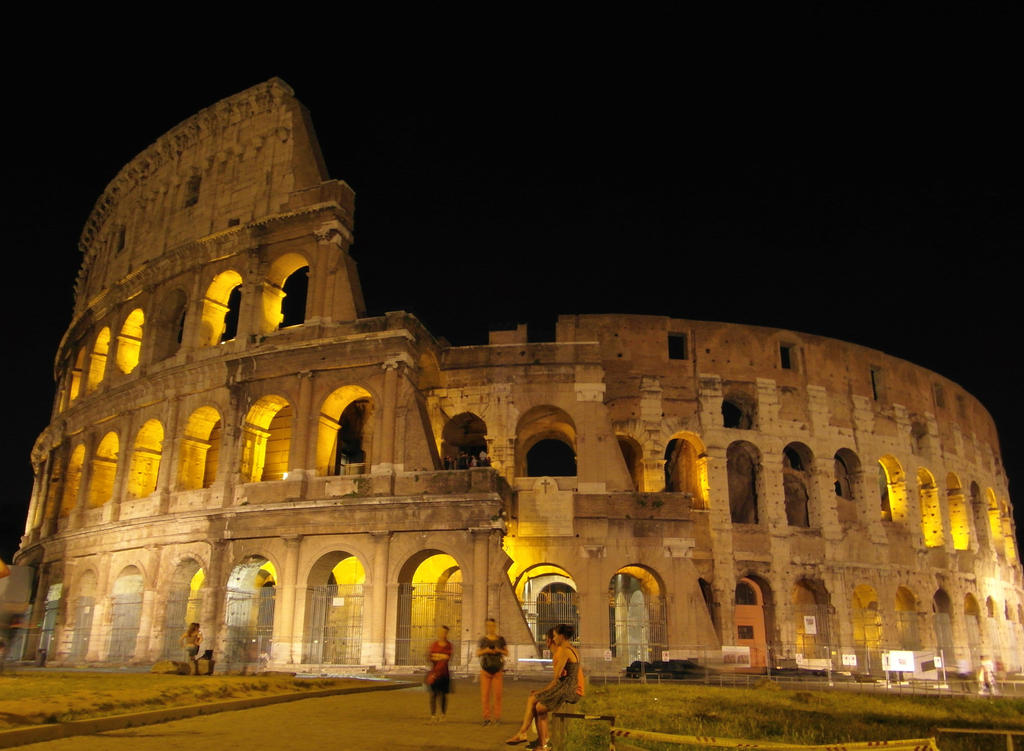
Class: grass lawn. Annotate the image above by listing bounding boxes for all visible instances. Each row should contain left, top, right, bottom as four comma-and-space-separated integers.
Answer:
0, 671, 368, 730
563, 682, 1024, 750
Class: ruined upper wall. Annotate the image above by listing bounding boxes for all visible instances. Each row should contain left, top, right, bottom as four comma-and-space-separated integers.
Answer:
555, 313, 1004, 471
74, 78, 339, 315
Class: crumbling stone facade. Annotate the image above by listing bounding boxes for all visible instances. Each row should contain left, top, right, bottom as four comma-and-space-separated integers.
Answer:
15, 79, 1024, 676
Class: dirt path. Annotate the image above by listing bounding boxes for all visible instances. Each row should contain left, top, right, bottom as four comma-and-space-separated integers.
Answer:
12, 678, 546, 751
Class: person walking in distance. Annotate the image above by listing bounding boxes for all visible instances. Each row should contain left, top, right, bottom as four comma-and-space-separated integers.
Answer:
477, 618, 508, 725
426, 625, 453, 722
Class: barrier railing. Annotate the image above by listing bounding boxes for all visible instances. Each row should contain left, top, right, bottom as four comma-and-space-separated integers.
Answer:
937, 726, 1024, 750
552, 713, 940, 751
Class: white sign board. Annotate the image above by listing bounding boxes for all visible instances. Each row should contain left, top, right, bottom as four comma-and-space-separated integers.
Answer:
721, 646, 751, 666
803, 615, 817, 635
842, 653, 858, 667
603, 649, 613, 662
882, 650, 915, 672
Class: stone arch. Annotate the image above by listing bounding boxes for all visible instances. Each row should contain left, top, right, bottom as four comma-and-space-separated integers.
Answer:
792, 578, 831, 660
964, 593, 983, 663
88, 431, 119, 508
442, 412, 489, 467
161, 558, 205, 659
1000, 499, 1018, 561
851, 583, 882, 672
178, 406, 223, 490
515, 405, 577, 477
932, 588, 954, 658
68, 346, 87, 404
241, 395, 292, 482
395, 550, 463, 666
303, 550, 367, 664
108, 565, 144, 661
985, 488, 1003, 556
417, 351, 443, 391
917, 467, 943, 547
721, 390, 755, 429
127, 419, 164, 499
224, 554, 277, 667
833, 448, 861, 524
894, 586, 921, 650
663, 432, 708, 508
617, 434, 644, 492
263, 252, 310, 332
115, 308, 145, 374
946, 473, 970, 551
727, 441, 760, 524
86, 327, 111, 393
734, 576, 770, 668
151, 287, 188, 361
782, 443, 814, 528
513, 563, 580, 652
317, 385, 374, 476
69, 568, 98, 660
199, 269, 243, 346
60, 444, 86, 517
608, 564, 667, 666
878, 455, 907, 523
970, 482, 989, 549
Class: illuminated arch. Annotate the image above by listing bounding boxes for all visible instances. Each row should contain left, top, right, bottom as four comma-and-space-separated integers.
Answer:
224, 555, 277, 666
240, 395, 292, 482
68, 347, 87, 404
878, 455, 907, 522
986, 488, 1003, 556
917, 467, 944, 547
851, 584, 882, 670
513, 563, 579, 652
263, 253, 311, 332
617, 434, 644, 492
199, 269, 243, 346
947, 473, 970, 551
108, 566, 144, 661
664, 432, 709, 508
735, 576, 771, 668
60, 444, 86, 517
88, 432, 119, 507
964, 593, 983, 663
86, 327, 110, 393
396, 550, 463, 666
161, 559, 205, 658
932, 589, 954, 657
178, 406, 223, 490
303, 551, 367, 664
115, 308, 145, 374
792, 579, 831, 659
126, 419, 164, 499
317, 386, 373, 476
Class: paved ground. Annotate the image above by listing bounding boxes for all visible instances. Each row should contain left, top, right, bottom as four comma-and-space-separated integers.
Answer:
13, 675, 550, 751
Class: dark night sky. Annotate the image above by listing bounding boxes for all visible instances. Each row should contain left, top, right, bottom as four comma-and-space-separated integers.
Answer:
2, 43, 1020, 564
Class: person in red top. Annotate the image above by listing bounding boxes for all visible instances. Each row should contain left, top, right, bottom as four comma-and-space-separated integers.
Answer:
426, 625, 453, 722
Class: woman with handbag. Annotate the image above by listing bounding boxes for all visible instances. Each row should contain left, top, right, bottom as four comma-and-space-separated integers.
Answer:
477, 618, 508, 725
426, 625, 453, 722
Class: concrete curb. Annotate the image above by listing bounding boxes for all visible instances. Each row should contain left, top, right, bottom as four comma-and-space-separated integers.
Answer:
0, 680, 416, 748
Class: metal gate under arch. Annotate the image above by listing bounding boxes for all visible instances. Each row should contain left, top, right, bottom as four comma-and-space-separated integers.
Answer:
161, 590, 204, 659
522, 589, 580, 653
223, 587, 276, 666
304, 583, 364, 664
108, 592, 143, 661
395, 582, 462, 666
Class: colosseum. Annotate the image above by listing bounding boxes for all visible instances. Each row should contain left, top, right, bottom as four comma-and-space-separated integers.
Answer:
12, 78, 1023, 678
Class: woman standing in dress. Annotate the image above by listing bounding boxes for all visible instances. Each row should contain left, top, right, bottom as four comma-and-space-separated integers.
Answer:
426, 625, 453, 722
180, 622, 202, 675
505, 624, 580, 749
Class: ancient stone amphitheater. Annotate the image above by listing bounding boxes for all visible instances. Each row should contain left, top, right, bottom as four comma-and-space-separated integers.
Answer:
14, 79, 1022, 678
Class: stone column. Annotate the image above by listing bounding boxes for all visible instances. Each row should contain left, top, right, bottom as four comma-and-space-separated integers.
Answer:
373, 359, 400, 474
291, 371, 315, 477
156, 399, 182, 514
85, 553, 113, 662
469, 527, 492, 664
366, 530, 391, 666
136, 545, 162, 661
203, 540, 229, 660
276, 534, 303, 664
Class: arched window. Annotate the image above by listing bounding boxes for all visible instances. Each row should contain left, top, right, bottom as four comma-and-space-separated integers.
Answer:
664, 434, 708, 508
88, 432, 119, 507
782, 443, 813, 528
115, 308, 145, 374
126, 419, 163, 499
60, 445, 85, 517
241, 396, 292, 482
262, 253, 311, 332
722, 392, 755, 429
878, 455, 906, 522
86, 328, 110, 393
793, 579, 831, 660
442, 412, 489, 468
109, 566, 144, 661
199, 270, 243, 346
727, 441, 759, 524
933, 589, 954, 657
947, 473, 970, 551
618, 436, 644, 492
178, 407, 223, 490
68, 347, 87, 404
894, 587, 920, 650
317, 386, 374, 476
918, 468, 944, 547
152, 289, 188, 361
515, 405, 577, 478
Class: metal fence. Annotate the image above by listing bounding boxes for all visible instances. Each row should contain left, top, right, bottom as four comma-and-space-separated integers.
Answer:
303, 583, 364, 665
394, 582, 462, 666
